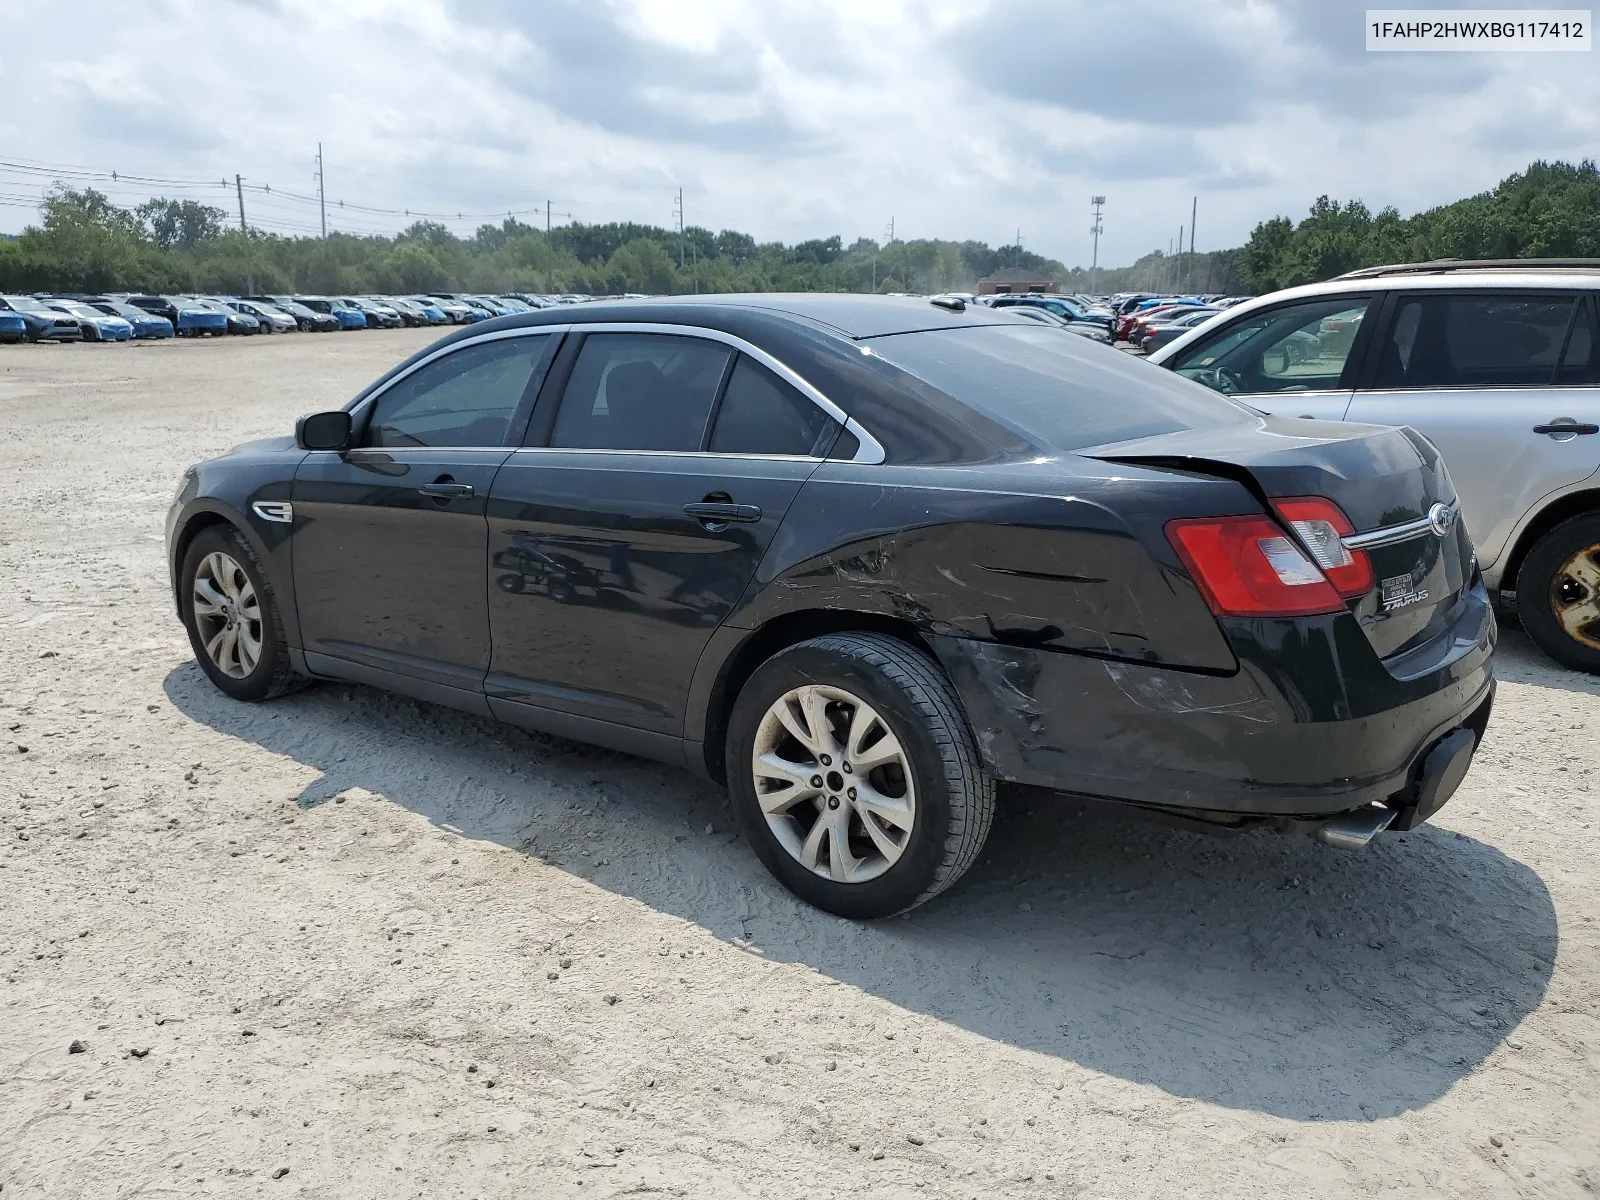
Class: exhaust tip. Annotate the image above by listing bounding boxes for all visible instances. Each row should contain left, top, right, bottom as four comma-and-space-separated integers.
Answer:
1313, 804, 1398, 851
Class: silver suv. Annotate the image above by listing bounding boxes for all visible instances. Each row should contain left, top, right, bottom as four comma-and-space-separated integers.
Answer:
1149, 259, 1600, 673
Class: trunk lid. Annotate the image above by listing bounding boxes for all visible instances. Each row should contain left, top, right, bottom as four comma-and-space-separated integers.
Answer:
1086, 414, 1472, 662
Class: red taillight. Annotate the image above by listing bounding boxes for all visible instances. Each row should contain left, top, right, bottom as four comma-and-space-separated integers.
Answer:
1166, 514, 1346, 617
1270, 497, 1373, 598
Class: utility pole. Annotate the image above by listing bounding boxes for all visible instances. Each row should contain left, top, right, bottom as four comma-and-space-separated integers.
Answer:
1089, 196, 1105, 294
1189, 195, 1198, 291
546, 200, 551, 235
316, 144, 326, 237
235, 174, 247, 233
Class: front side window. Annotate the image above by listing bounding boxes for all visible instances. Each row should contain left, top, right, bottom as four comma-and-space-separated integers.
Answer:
365, 335, 550, 448
550, 333, 732, 452
1169, 296, 1372, 395
709, 355, 834, 455
1371, 292, 1579, 389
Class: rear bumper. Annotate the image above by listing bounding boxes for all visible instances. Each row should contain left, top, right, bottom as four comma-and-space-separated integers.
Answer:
933, 578, 1496, 819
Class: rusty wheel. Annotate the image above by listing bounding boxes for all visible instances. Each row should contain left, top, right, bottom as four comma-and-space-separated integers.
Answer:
1551, 540, 1600, 651
1519, 514, 1600, 673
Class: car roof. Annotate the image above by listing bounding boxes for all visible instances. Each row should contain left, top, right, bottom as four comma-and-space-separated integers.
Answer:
1237, 270, 1600, 306
507, 293, 1017, 340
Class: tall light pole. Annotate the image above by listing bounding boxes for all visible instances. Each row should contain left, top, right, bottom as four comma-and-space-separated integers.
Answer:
673, 187, 685, 270
315, 145, 326, 238
1089, 196, 1105, 293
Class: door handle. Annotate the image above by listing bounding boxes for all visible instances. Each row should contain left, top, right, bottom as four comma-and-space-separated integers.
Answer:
418, 482, 474, 498
1532, 421, 1599, 436
683, 501, 762, 524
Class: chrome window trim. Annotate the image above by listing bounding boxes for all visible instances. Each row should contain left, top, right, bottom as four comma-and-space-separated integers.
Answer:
1342, 500, 1460, 551
550, 321, 885, 464
346, 320, 886, 464
509, 446, 821, 463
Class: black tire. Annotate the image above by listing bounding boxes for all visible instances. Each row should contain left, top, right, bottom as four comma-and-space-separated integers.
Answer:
1517, 512, 1600, 673
497, 573, 526, 594
726, 633, 995, 918
180, 524, 307, 701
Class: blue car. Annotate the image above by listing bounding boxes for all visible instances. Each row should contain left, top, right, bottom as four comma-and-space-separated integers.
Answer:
0, 295, 83, 341
298, 297, 367, 329
0, 309, 26, 343
91, 300, 175, 339
425, 293, 492, 323
122, 295, 229, 336
47, 300, 134, 342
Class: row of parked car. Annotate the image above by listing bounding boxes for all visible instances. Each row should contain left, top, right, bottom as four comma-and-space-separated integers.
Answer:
1104, 292, 1254, 352
0, 291, 601, 344
933, 291, 1254, 350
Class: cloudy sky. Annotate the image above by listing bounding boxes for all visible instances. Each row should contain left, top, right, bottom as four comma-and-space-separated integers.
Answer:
3, 0, 1596, 266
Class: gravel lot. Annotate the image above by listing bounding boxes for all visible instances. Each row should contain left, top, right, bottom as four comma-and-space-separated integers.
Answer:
2, 332, 1598, 1199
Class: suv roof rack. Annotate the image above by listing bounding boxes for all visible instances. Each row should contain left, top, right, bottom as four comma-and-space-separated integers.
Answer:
1337, 257, 1600, 280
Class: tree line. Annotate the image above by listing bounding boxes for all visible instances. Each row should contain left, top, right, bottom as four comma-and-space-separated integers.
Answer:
1240, 159, 1600, 292
5, 159, 1585, 299
0, 185, 1249, 298
0, 188, 1076, 297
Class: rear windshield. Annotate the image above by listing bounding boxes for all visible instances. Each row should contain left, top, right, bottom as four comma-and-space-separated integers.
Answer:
865, 324, 1255, 451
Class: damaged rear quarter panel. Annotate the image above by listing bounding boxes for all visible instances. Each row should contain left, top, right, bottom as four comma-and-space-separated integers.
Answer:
728, 459, 1249, 671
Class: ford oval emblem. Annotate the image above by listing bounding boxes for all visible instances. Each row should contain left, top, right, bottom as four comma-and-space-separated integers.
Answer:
1426, 502, 1456, 538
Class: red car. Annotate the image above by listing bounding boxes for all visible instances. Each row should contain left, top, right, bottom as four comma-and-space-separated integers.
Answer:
1121, 304, 1205, 343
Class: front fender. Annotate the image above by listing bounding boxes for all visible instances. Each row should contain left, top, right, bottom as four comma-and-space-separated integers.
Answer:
166, 475, 303, 649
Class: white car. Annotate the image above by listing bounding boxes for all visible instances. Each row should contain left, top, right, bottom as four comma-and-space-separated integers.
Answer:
226, 299, 296, 333
1149, 260, 1600, 673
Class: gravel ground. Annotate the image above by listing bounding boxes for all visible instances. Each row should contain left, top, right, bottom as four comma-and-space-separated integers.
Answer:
2, 332, 1598, 1199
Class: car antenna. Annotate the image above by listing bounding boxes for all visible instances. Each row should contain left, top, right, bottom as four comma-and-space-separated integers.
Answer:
928, 294, 965, 312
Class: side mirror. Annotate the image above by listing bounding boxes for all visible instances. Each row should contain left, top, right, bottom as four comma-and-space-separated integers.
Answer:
296, 410, 353, 452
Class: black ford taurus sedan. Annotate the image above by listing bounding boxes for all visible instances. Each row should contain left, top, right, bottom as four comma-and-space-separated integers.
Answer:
166, 295, 1495, 917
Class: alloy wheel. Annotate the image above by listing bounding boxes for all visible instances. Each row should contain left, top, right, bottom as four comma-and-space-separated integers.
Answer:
750, 684, 916, 884
191, 551, 263, 678
1551, 541, 1600, 650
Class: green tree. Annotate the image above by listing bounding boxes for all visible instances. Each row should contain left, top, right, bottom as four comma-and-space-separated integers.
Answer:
137, 199, 226, 250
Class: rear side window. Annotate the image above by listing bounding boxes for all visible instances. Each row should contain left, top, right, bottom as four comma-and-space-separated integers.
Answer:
1372, 293, 1578, 389
366, 334, 551, 448
866, 323, 1254, 452
709, 355, 833, 455
551, 333, 732, 452
1558, 296, 1599, 384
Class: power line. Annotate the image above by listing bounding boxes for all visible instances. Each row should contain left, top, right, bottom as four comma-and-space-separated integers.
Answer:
0, 154, 573, 231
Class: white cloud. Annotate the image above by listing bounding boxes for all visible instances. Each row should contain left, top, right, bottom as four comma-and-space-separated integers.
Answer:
2, 0, 1595, 264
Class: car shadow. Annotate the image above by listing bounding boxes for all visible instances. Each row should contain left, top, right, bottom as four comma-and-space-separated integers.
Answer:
163, 661, 1557, 1122
1490, 624, 1600, 699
